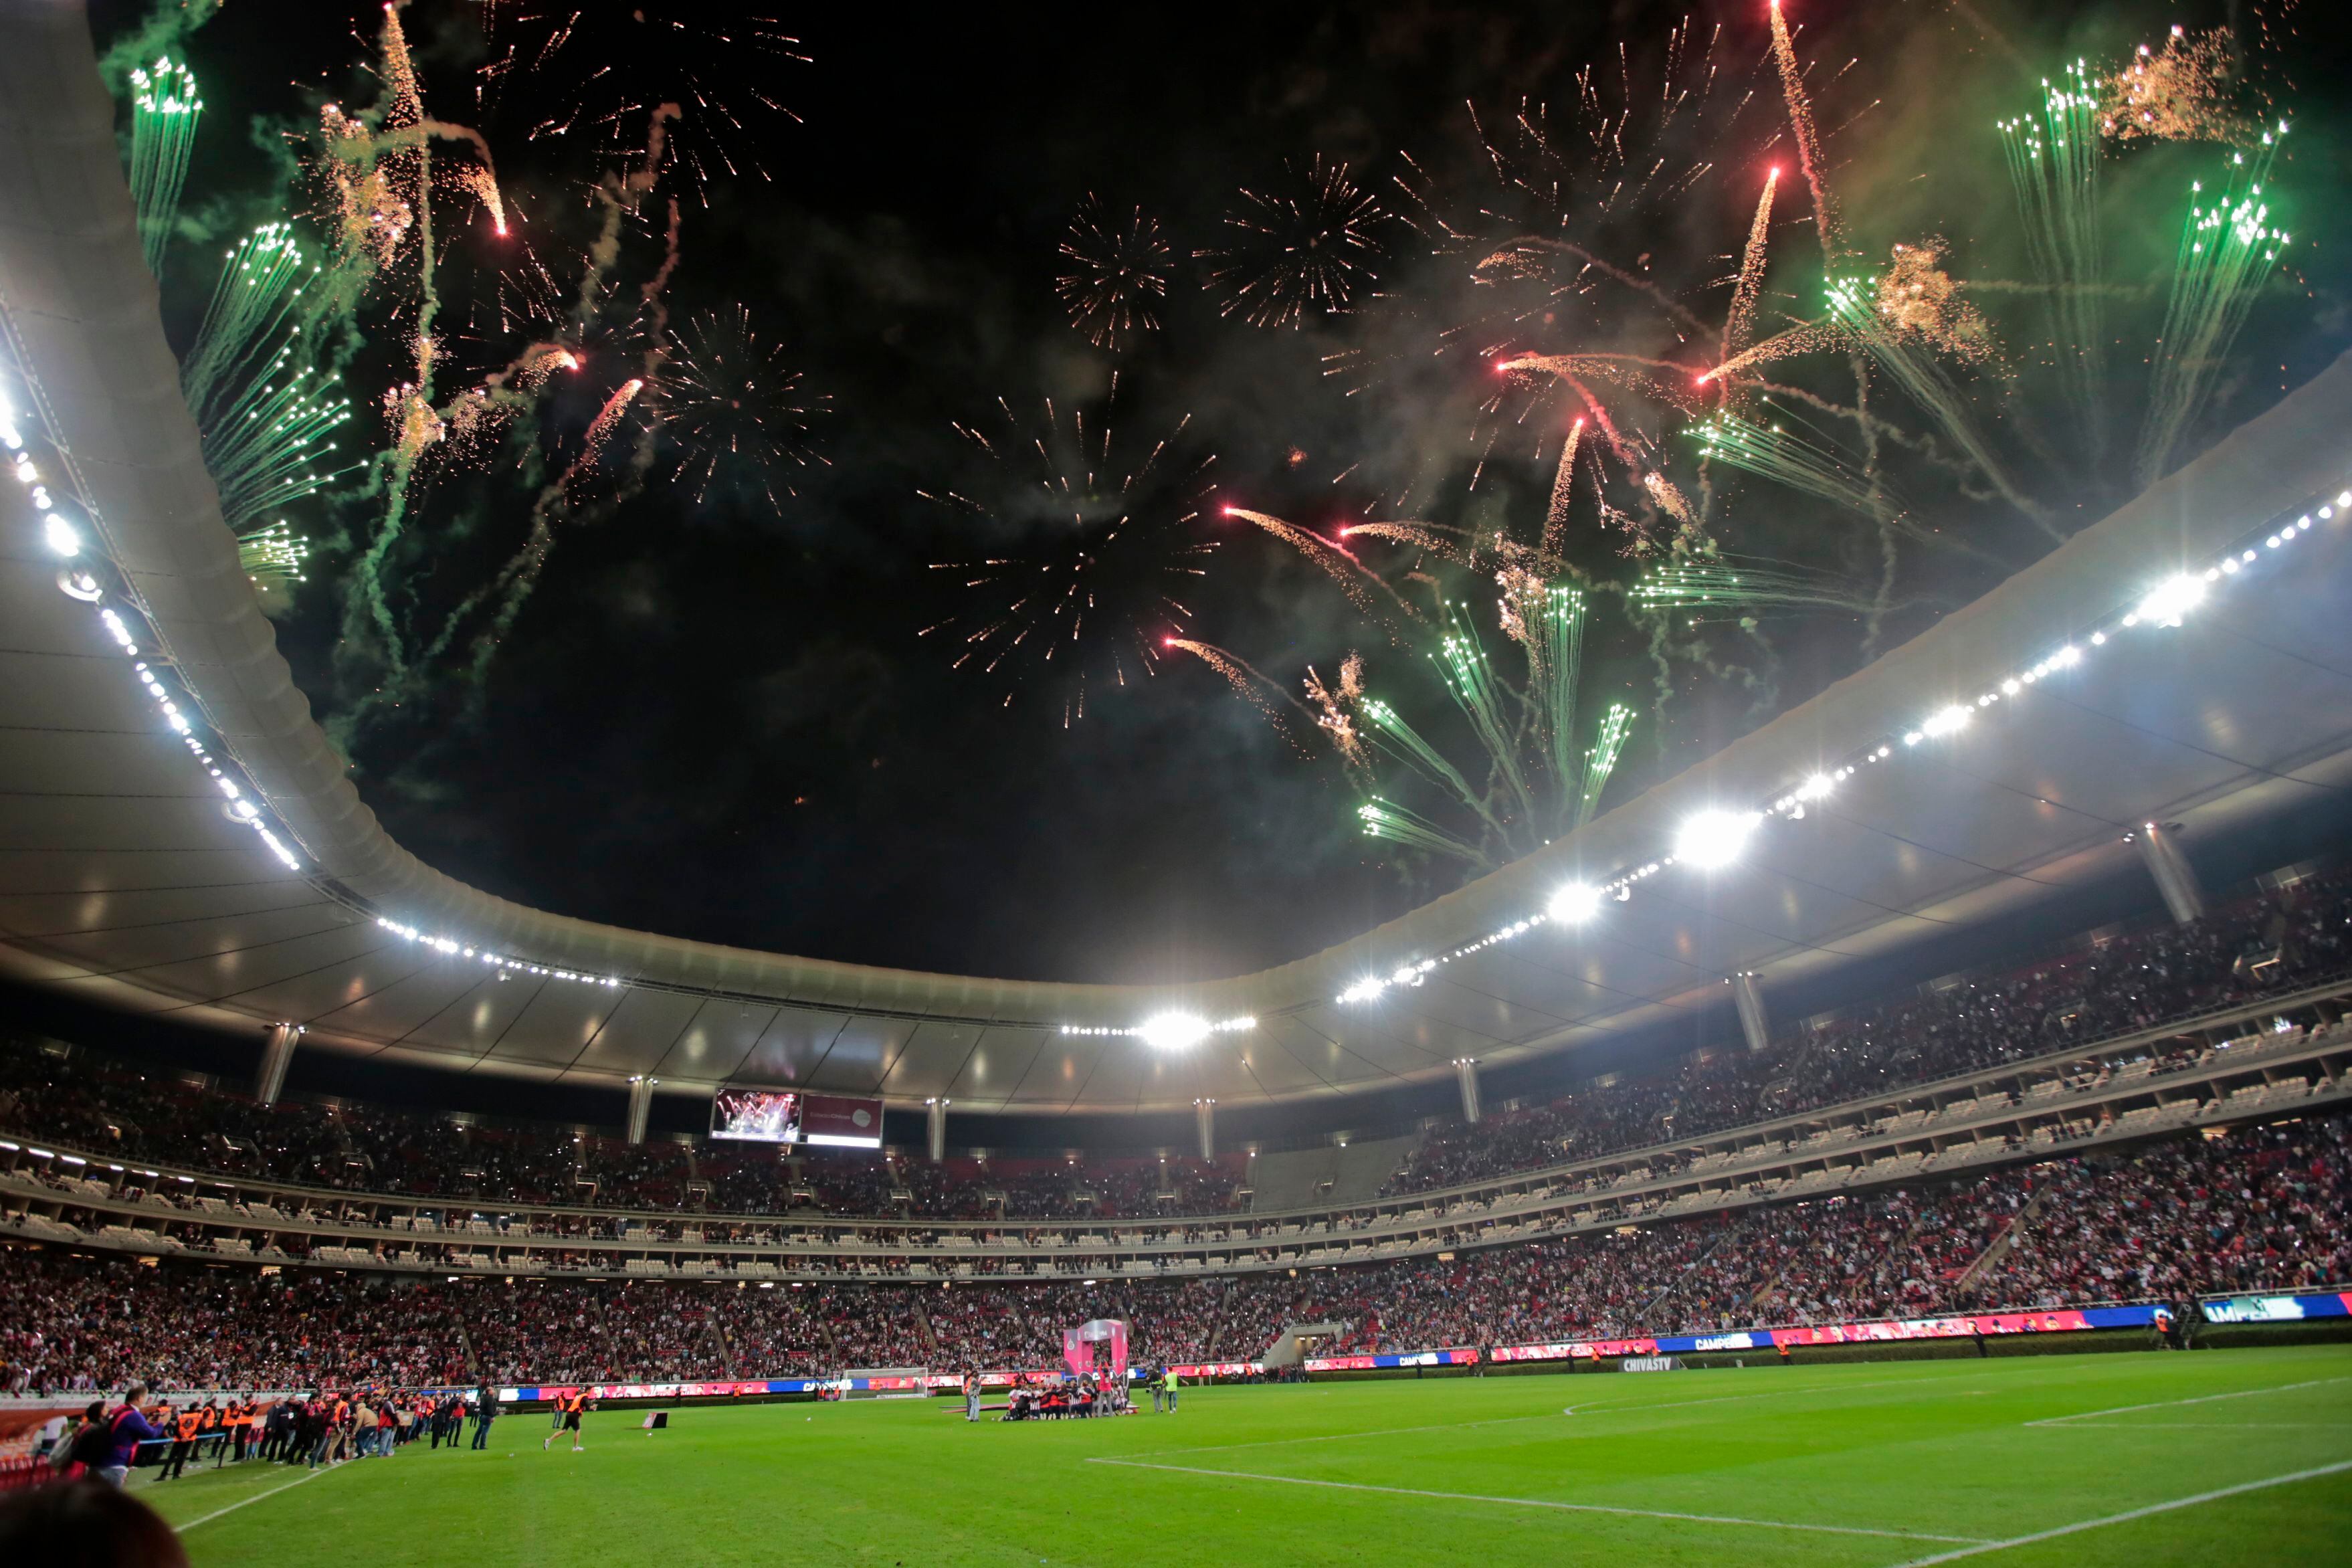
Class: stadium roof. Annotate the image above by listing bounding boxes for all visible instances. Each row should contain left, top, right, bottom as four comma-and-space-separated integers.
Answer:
5, 7, 2352, 1115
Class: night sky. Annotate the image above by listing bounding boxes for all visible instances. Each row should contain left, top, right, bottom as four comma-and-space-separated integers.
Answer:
97, 0, 2352, 988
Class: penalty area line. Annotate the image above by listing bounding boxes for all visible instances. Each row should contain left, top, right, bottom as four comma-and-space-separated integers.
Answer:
2024, 1374, 2352, 1428
1084, 1456, 1989, 1543
1880, 1458, 2352, 1567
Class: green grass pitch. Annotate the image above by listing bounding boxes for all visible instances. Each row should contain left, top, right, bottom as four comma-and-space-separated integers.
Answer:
137, 1347, 2351, 1566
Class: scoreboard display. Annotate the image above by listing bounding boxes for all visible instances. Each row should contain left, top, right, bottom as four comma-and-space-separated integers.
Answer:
708, 1089, 884, 1148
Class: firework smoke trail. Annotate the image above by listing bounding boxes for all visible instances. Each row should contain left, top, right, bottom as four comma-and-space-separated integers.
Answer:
1165, 640, 1304, 745
1222, 507, 1422, 632
1056, 195, 1171, 349
1541, 418, 1584, 561
1431, 602, 1543, 840
127, 57, 202, 276
1495, 353, 1708, 417
2135, 131, 2291, 488
1996, 65, 2104, 446
1686, 408, 1885, 518
458, 180, 684, 698
1823, 268, 2052, 538
1630, 557, 1880, 618
1719, 167, 1779, 385
1699, 317, 1856, 384
578, 379, 646, 466
1338, 519, 1482, 565
1355, 694, 1510, 854
1357, 796, 1494, 868
335, 1, 515, 680
1476, 237, 1710, 336
1768, 0, 1842, 262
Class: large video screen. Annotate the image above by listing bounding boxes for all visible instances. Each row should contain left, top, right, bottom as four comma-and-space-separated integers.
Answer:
708, 1090, 884, 1148
710, 1088, 803, 1143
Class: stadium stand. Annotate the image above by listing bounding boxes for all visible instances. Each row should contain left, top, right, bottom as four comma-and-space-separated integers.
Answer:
3, 1109, 2344, 1391
4, 870, 2342, 1234
3, 868, 2349, 1393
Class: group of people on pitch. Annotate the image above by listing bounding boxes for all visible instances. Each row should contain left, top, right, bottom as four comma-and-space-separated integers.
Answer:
985, 1365, 1180, 1421
34, 1382, 503, 1486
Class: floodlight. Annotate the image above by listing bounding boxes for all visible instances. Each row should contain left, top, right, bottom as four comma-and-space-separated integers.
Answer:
1674, 809, 1761, 870
1547, 882, 1604, 924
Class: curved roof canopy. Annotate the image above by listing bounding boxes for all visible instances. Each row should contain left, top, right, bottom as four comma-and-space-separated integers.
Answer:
5, 5, 2352, 1114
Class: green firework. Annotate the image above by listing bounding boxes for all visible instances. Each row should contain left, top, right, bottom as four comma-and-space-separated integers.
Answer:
128, 57, 202, 276
1996, 62, 2104, 442
2136, 128, 2291, 487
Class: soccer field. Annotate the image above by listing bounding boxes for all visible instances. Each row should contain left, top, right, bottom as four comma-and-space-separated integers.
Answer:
137, 1347, 2352, 1566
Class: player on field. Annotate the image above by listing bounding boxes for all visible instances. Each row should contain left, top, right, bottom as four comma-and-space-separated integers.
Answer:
543, 1390, 591, 1452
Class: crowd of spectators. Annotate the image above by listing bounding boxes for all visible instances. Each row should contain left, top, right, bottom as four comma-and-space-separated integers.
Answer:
0, 1255, 468, 1393
3, 873, 2345, 1228
4, 1110, 2345, 1395
1383, 870, 2352, 1197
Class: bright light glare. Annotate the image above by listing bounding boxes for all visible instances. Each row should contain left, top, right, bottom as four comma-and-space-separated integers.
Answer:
1921, 704, 1972, 739
2136, 573, 2206, 627
1137, 1013, 1212, 1050
1674, 809, 1762, 870
1547, 882, 1604, 924
1796, 773, 1836, 802
45, 516, 79, 556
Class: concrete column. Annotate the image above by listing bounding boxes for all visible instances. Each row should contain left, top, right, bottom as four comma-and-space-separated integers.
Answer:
2133, 821, 2207, 924
1453, 1058, 1482, 1124
254, 1023, 300, 1106
926, 1097, 949, 1162
625, 1076, 656, 1145
1731, 971, 1772, 1054
1195, 1098, 1215, 1161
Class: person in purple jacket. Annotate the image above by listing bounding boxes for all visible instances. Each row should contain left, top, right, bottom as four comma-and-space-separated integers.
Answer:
95, 1384, 169, 1488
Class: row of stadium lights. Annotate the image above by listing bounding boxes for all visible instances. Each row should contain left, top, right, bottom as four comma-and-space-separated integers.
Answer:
17, 354, 2343, 1048
1333, 489, 2350, 1009
370, 919, 626, 988
8, 381, 302, 872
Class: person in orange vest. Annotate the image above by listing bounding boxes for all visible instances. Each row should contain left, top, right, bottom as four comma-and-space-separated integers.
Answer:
161, 1404, 200, 1480
542, 1390, 592, 1454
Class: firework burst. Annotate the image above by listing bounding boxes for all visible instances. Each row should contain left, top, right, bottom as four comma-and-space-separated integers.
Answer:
654, 305, 831, 511
1056, 195, 1172, 349
2100, 27, 2248, 146
1199, 155, 1387, 329
483, 3, 809, 200
921, 383, 1217, 720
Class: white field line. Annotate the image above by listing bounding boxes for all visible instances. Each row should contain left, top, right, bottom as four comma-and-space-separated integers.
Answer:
2049, 1419, 2352, 1430
1881, 1458, 2352, 1567
2024, 1373, 2352, 1427
173, 1464, 333, 1532
1116, 1373, 1965, 1460
1085, 1456, 1990, 1543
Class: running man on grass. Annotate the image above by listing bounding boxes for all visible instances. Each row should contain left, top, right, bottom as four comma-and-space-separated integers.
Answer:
543, 1391, 592, 1453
